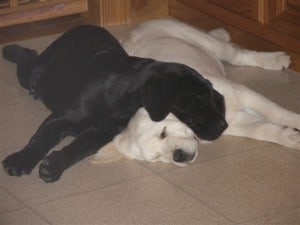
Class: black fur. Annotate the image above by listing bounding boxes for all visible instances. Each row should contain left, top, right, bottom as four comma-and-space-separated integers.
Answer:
2, 25, 227, 182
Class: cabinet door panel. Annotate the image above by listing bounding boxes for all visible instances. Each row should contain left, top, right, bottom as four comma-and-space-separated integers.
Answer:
205, 0, 258, 21
272, 0, 300, 40
171, 0, 300, 71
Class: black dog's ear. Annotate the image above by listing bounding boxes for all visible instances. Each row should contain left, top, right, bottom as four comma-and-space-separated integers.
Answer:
143, 74, 178, 121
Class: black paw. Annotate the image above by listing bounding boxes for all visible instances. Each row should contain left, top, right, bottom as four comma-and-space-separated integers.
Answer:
39, 152, 64, 183
2, 151, 37, 176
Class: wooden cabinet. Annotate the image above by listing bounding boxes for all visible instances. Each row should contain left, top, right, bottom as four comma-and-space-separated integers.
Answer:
88, 0, 168, 26
1, 0, 299, 72
0, 0, 88, 27
0, 0, 168, 44
270, 0, 300, 40
170, 0, 300, 71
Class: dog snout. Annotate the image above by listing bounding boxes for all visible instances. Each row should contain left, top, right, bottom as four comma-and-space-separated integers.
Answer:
173, 149, 195, 163
219, 119, 228, 133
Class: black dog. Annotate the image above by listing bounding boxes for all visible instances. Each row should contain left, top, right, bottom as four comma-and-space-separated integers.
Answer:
2, 25, 227, 182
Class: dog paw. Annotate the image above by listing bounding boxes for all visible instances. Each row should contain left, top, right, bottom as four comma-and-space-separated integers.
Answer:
2, 151, 38, 176
39, 152, 64, 183
208, 28, 231, 42
258, 52, 291, 70
282, 127, 300, 149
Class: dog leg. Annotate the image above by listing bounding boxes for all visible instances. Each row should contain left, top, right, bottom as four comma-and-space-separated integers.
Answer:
38, 126, 120, 183
227, 50, 291, 70
208, 28, 231, 42
225, 111, 300, 149
150, 19, 290, 70
196, 37, 290, 70
235, 85, 300, 130
2, 114, 69, 176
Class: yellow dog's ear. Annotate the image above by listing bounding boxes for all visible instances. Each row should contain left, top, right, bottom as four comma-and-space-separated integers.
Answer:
90, 141, 123, 164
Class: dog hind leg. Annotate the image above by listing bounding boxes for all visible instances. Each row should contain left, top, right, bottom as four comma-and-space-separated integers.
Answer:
208, 28, 231, 42
152, 20, 290, 70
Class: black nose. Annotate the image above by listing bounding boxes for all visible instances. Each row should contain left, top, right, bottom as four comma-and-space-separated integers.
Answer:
173, 149, 194, 163
219, 119, 228, 132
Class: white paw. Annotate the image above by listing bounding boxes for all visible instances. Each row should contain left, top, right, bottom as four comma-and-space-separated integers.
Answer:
282, 127, 300, 150
258, 52, 291, 70
208, 28, 231, 42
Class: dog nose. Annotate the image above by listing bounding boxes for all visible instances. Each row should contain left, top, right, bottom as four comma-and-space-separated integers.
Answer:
173, 149, 194, 163
219, 119, 228, 132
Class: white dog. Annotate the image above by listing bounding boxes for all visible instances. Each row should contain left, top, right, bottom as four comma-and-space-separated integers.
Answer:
93, 19, 300, 166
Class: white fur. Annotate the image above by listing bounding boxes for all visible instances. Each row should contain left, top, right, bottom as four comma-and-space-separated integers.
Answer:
113, 108, 199, 166
94, 19, 299, 166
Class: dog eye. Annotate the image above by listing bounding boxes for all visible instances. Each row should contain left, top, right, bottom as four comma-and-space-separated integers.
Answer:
160, 126, 167, 139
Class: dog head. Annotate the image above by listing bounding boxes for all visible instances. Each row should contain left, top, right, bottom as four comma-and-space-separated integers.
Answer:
143, 63, 227, 141
114, 108, 200, 166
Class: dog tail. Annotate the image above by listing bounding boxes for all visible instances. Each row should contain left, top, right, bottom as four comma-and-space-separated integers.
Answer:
3, 44, 39, 90
2, 44, 38, 65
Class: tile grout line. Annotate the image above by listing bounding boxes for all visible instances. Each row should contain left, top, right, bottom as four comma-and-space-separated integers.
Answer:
235, 206, 300, 225
0, 184, 54, 225
137, 145, 300, 225
1, 172, 156, 224
31, 169, 157, 207
0, 186, 25, 215
144, 165, 237, 225
0, 164, 157, 224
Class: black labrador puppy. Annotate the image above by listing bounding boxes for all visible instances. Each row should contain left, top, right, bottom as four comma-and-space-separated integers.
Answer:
2, 25, 227, 182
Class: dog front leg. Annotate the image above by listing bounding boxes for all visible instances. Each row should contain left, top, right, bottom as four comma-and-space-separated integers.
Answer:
225, 111, 300, 149
235, 84, 300, 130
2, 114, 69, 176
38, 126, 120, 183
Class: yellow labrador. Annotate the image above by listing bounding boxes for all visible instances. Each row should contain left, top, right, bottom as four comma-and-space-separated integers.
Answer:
93, 19, 299, 166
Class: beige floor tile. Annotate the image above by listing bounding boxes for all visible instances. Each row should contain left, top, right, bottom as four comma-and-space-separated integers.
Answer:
258, 81, 300, 113
0, 96, 49, 151
33, 175, 233, 225
0, 188, 23, 214
240, 208, 300, 225
0, 80, 27, 106
286, 69, 300, 79
0, 55, 18, 85
161, 146, 300, 223
0, 158, 153, 205
0, 208, 49, 225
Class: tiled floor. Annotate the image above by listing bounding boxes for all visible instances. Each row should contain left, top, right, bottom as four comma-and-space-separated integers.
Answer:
0, 25, 300, 225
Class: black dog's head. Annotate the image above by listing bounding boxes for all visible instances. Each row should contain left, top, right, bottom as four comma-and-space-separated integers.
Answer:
142, 63, 227, 141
